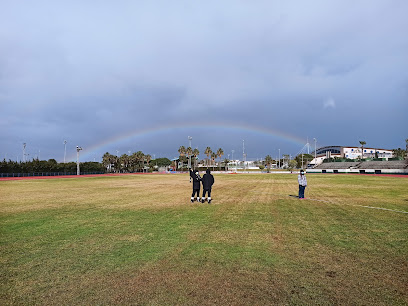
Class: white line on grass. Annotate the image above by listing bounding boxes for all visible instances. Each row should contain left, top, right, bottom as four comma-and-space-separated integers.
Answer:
305, 198, 408, 214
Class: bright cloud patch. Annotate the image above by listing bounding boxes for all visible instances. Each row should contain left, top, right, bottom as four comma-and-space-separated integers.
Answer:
323, 97, 336, 109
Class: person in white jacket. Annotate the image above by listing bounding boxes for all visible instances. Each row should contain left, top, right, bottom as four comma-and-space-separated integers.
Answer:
298, 170, 307, 199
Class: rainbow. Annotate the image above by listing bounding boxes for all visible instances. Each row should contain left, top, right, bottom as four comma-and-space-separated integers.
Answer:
69, 121, 307, 161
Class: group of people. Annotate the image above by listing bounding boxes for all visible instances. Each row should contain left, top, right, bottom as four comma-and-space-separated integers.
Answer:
189, 168, 214, 203
188, 168, 307, 203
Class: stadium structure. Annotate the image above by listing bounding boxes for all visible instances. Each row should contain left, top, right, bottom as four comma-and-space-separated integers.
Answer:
308, 146, 407, 175
309, 146, 394, 166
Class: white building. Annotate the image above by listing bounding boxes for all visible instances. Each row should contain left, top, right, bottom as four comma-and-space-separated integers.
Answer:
310, 146, 394, 166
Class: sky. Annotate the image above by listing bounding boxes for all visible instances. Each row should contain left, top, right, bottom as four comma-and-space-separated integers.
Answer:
1, 0, 407, 162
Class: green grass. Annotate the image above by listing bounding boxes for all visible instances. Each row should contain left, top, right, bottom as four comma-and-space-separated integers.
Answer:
1, 174, 407, 305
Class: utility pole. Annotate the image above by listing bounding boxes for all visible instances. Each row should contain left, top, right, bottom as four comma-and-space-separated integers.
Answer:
243, 140, 246, 171
23, 143, 26, 162
313, 138, 317, 166
63, 140, 67, 163
76, 146, 82, 175
307, 137, 310, 154
188, 136, 192, 169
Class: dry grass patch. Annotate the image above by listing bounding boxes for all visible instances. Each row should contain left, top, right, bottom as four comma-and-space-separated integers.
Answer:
1, 173, 407, 305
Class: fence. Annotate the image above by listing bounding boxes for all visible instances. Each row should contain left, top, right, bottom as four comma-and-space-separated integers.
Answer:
0, 172, 105, 178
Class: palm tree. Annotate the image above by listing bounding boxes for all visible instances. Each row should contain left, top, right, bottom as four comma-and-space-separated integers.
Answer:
223, 158, 230, 171
193, 148, 200, 168
178, 146, 186, 157
135, 151, 145, 172
359, 141, 366, 159
216, 148, 224, 170
145, 154, 151, 170
204, 147, 212, 167
211, 152, 217, 170
113, 154, 121, 173
186, 147, 193, 169
102, 152, 112, 173
406, 139, 408, 158
265, 155, 273, 173
120, 154, 129, 172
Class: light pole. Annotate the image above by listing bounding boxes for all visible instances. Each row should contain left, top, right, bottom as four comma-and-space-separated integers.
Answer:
63, 140, 67, 163
23, 143, 26, 162
76, 146, 82, 175
313, 138, 317, 166
188, 136, 192, 169
243, 140, 246, 171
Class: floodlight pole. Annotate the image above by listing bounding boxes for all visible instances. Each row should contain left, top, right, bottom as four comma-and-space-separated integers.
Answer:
76, 146, 82, 175
313, 138, 317, 165
23, 143, 26, 162
63, 140, 67, 163
243, 140, 246, 171
188, 136, 192, 169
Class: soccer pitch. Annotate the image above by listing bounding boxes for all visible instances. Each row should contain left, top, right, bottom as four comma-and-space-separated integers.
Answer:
1, 173, 407, 305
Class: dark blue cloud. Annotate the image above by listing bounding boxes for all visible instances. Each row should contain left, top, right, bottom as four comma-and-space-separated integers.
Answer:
1, 0, 407, 161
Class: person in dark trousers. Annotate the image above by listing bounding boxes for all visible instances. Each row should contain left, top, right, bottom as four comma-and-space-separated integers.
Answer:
189, 169, 202, 203
298, 169, 307, 199
201, 168, 214, 203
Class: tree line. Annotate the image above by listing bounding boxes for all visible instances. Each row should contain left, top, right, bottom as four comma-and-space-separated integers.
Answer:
0, 159, 104, 174
0, 152, 172, 174
177, 146, 224, 168
102, 152, 171, 173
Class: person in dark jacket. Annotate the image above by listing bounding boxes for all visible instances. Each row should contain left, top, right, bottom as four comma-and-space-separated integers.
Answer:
189, 169, 202, 203
201, 168, 214, 203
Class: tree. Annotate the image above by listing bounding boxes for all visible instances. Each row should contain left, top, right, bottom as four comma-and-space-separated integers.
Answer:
359, 141, 366, 159
211, 152, 217, 169
152, 157, 171, 167
216, 148, 224, 170
134, 151, 145, 172
120, 154, 130, 172
406, 139, 408, 158
204, 147, 212, 167
145, 154, 151, 168
102, 152, 113, 172
288, 160, 297, 171
295, 154, 314, 169
193, 148, 200, 168
392, 148, 406, 159
186, 147, 193, 169
264, 155, 273, 173
223, 158, 230, 171
178, 146, 186, 157
282, 154, 290, 168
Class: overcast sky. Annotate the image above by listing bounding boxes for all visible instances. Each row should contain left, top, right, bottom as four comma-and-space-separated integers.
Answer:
1, 0, 407, 162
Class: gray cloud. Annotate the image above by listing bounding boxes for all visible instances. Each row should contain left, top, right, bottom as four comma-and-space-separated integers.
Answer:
1, 0, 407, 161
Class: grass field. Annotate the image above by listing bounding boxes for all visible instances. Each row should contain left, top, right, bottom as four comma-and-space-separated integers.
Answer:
1, 173, 407, 305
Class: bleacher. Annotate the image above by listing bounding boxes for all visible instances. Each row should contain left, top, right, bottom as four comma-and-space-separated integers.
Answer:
315, 160, 408, 170
357, 160, 408, 169
315, 162, 360, 169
